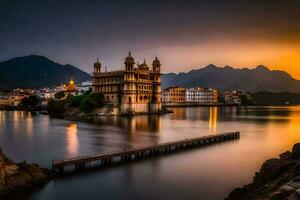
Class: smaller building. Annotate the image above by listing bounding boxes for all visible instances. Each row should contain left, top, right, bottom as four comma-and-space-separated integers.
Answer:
0, 94, 25, 108
186, 87, 218, 104
62, 79, 78, 96
37, 89, 56, 100
0, 97, 14, 107
224, 91, 241, 105
77, 81, 92, 95
162, 86, 186, 103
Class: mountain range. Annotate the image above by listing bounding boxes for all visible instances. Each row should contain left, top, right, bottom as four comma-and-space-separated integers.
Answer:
161, 64, 300, 93
0, 55, 91, 91
0, 55, 300, 93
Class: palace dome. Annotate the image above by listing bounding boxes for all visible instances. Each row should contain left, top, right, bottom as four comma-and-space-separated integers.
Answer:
125, 51, 135, 63
94, 58, 101, 67
138, 59, 149, 70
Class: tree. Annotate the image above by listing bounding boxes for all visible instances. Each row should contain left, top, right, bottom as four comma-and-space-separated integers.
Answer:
21, 95, 40, 109
83, 88, 92, 96
28, 95, 40, 106
80, 98, 95, 113
47, 99, 66, 116
54, 91, 65, 100
89, 93, 104, 107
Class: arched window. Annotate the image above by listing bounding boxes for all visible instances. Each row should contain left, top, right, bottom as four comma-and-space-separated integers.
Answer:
129, 96, 132, 103
139, 96, 143, 102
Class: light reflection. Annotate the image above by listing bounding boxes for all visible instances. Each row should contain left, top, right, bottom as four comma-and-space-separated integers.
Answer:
66, 123, 79, 156
93, 115, 161, 133
0, 111, 5, 122
13, 111, 19, 131
25, 113, 33, 138
209, 107, 218, 132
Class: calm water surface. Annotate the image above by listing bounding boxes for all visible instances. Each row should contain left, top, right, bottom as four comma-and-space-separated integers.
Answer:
1, 106, 300, 200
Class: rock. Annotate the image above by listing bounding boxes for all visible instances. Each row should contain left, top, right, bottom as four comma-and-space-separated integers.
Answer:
226, 143, 300, 200
295, 188, 300, 196
280, 151, 292, 160
0, 147, 54, 197
226, 187, 250, 200
252, 158, 295, 187
292, 143, 300, 159
279, 185, 295, 192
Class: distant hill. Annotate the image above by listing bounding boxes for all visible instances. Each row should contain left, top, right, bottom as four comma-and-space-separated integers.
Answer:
0, 55, 91, 91
161, 64, 300, 93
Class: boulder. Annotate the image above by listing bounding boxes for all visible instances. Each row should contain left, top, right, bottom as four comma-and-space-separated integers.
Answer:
292, 143, 300, 159
226, 143, 300, 200
280, 151, 292, 160
0, 147, 52, 197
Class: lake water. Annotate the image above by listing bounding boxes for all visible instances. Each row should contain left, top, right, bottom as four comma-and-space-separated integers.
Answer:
1, 106, 300, 200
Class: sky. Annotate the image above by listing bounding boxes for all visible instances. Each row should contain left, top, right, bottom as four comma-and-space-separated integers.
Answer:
1, 0, 300, 78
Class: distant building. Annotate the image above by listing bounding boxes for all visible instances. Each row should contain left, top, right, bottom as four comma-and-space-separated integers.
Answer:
186, 87, 218, 104
162, 86, 186, 103
92, 52, 162, 114
0, 94, 25, 107
62, 79, 78, 96
0, 97, 14, 107
9, 94, 25, 106
77, 81, 92, 95
37, 89, 56, 100
224, 91, 241, 105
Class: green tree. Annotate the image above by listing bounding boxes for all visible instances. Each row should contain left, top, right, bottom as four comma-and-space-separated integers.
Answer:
69, 95, 86, 107
89, 93, 104, 107
80, 98, 95, 113
21, 95, 40, 108
47, 99, 66, 116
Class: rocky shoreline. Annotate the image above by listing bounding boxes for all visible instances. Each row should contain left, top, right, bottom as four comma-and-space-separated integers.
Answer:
0, 148, 54, 198
226, 143, 300, 200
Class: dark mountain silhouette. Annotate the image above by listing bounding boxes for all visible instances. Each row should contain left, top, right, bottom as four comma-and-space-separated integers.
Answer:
162, 64, 300, 92
0, 55, 91, 91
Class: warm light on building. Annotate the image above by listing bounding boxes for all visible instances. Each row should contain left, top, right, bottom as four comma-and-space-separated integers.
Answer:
92, 51, 162, 114
162, 86, 186, 103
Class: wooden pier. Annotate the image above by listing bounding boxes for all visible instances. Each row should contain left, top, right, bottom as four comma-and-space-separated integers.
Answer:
52, 131, 240, 174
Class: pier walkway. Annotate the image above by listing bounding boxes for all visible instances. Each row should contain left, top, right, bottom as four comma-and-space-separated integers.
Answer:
52, 131, 240, 174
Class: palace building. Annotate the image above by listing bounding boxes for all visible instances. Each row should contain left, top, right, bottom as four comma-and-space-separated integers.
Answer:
92, 52, 162, 114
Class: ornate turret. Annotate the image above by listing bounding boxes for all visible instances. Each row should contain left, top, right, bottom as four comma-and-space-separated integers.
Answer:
138, 59, 149, 70
94, 58, 101, 73
124, 51, 135, 71
152, 56, 161, 72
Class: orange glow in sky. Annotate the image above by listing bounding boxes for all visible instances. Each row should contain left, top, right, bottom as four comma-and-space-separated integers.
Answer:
150, 39, 300, 79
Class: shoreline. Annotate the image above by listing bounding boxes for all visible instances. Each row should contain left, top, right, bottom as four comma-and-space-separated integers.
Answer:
226, 143, 300, 200
0, 148, 55, 198
162, 103, 239, 107
1, 104, 300, 112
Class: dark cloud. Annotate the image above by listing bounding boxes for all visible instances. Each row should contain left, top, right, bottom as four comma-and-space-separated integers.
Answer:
1, 0, 300, 74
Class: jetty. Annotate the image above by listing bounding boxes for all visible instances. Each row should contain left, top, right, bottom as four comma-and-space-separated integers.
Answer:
52, 131, 240, 174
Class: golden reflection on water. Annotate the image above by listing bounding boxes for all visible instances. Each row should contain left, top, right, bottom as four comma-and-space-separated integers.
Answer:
13, 111, 20, 131
209, 107, 218, 132
25, 113, 33, 138
93, 115, 162, 133
0, 111, 5, 122
66, 123, 79, 156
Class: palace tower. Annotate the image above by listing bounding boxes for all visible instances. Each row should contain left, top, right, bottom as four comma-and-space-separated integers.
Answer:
92, 52, 162, 114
